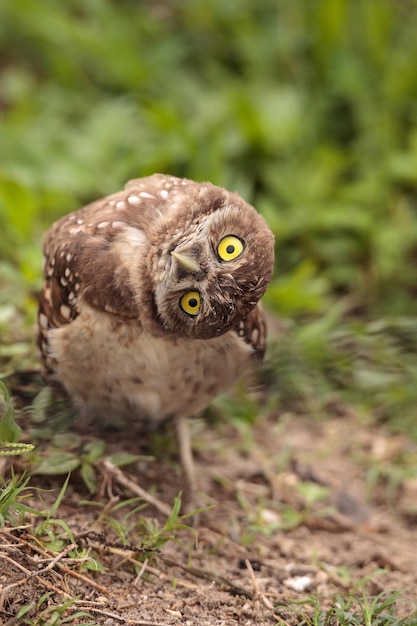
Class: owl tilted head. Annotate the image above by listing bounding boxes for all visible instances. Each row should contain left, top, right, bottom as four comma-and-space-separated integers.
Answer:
45, 175, 275, 343
135, 176, 275, 340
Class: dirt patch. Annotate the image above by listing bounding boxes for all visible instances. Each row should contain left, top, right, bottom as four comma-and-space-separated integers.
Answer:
1, 410, 417, 624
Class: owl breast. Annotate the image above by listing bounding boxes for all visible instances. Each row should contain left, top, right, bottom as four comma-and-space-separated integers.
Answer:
47, 302, 253, 426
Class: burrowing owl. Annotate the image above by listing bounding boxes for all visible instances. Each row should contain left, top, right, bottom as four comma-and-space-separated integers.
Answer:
38, 174, 275, 500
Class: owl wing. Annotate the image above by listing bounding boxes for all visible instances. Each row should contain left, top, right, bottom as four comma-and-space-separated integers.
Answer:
236, 303, 268, 360
39, 174, 191, 368
40, 173, 191, 321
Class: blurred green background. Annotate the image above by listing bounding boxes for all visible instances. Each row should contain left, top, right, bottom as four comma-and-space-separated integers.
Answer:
2, 0, 417, 435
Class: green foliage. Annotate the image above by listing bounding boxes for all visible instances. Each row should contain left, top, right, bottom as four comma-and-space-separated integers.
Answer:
0, 380, 21, 444
1, 0, 417, 314
88, 492, 199, 553
2, 0, 417, 443
0, 380, 34, 455
0, 470, 35, 526
17, 596, 95, 626
285, 585, 417, 625
266, 315, 417, 437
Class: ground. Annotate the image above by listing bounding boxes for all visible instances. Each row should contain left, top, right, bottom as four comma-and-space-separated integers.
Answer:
1, 393, 417, 625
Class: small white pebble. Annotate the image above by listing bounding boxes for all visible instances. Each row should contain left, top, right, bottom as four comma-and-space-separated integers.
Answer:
165, 609, 182, 619
283, 575, 313, 593
260, 508, 280, 525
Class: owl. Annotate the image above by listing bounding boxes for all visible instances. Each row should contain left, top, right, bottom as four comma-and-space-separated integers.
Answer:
38, 174, 275, 502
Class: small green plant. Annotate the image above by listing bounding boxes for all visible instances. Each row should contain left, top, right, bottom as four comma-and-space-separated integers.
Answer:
17, 593, 95, 625
89, 492, 199, 555
0, 379, 34, 455
34, 472, 77, 550
0, 469, 38, 526
283, 585, 416, 625
235, 476, 334, 546
139, 493, 199, 550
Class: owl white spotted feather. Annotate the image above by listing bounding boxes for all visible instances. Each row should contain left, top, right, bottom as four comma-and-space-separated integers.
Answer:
38, 174, 275, 501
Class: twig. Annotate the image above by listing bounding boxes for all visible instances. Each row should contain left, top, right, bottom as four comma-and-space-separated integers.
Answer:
1, 529, 108, 594
133, 558, 149, 586
160, 553, 253, 598
0, 552, 31, 576
128, 556, 199, 590
33, 543, 77, 575
245, 558, 274, 610
100, 459, 172, 517
56, 563, 109, 593
0, 552, 72, 599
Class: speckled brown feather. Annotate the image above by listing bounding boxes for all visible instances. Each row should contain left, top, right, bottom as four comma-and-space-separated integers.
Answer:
38, 174, 274, 414
38, 174, 179, 371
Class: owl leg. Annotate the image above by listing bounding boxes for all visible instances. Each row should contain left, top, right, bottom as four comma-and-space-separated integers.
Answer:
175, 414, 196, 513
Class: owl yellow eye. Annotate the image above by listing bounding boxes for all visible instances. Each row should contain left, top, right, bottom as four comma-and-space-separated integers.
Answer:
180, 291, 201, 316
217, 235, 244, 261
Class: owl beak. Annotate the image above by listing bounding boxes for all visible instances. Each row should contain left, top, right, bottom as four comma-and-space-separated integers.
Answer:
171, 251, 201, 273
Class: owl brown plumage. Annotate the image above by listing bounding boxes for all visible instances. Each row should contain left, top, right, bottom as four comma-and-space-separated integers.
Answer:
38, 174, 275, 502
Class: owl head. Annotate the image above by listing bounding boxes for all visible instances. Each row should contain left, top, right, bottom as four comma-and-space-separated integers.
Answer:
140, 180, 275, 340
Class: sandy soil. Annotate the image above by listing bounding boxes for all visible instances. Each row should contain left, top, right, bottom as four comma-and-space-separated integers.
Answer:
1, 406, 417, 625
